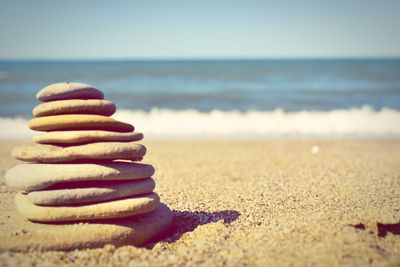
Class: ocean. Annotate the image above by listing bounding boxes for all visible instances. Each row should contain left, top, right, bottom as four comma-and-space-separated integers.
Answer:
0, 59, 399, 139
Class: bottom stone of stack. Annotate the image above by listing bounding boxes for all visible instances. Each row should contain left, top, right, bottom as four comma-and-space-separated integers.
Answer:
0, 203, 173, 251
15, 193, 160, 222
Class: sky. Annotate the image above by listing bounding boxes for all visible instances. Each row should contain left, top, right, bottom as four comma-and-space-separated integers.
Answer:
0, 0, 399, 60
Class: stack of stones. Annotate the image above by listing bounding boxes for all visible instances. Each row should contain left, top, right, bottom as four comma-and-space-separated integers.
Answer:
4, 82, 172, 249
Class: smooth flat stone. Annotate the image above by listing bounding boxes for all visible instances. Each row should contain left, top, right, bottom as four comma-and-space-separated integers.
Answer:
28, 178, 156, 206
36, 82, 104, 102
0, 203, 173, 251
33, 99, 116, 117
29, 114, 134, 132
15, 192, 160, 222
33, 130, 143, 145
12, 142, 146, 163
5, 162, 155, 192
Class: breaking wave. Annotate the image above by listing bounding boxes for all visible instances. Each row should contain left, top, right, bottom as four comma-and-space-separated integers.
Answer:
1, 106, 400, 139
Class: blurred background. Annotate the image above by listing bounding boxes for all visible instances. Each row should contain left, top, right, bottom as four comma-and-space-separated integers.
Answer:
0, 0, 399, 139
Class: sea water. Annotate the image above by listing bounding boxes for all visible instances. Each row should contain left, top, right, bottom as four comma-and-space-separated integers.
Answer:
0, 59, 399, 138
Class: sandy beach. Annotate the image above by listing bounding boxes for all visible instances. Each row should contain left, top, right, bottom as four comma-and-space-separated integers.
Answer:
0, 139, 399, 266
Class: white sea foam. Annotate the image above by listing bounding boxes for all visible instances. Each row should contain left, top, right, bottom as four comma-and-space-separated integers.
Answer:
1, 106, 400, 139
0, 116, 36, 139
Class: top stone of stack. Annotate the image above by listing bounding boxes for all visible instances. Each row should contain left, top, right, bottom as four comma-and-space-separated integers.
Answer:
36, 82, 104, 102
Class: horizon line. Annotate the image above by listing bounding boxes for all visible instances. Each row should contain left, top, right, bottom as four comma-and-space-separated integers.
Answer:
1, 55, 400, 62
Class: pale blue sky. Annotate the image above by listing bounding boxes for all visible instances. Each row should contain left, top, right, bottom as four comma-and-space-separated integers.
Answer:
0, 0, 399, 59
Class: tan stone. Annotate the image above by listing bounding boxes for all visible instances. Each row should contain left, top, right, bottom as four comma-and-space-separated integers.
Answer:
0, 203, 173, 251
36, 82, 104, 102
5, 162, 155, 192
33, 130, 143, 145
29, 114, 134, 132
15, 192, 160, 222
12, 142, 146, 163
33, 99, 116, 117
28, 179, 156, 206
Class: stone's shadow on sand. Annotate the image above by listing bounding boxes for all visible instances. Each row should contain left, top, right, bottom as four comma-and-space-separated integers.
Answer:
144, 210, 240, 248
